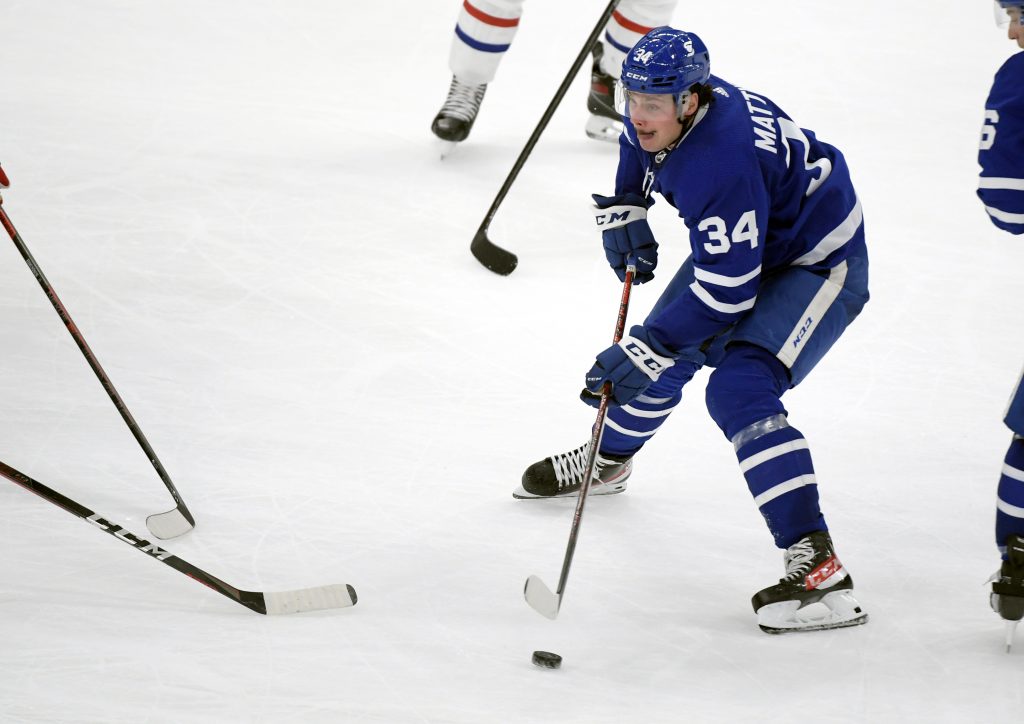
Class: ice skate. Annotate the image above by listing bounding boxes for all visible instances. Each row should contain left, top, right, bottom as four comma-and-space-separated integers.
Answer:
585, 43, 623, 143
752, 530, 867, 634
990, 534, 1024, 652
431, 75, 487, 155
513, 441, 632, 499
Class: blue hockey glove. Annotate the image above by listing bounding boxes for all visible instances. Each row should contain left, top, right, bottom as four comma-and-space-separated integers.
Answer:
581, 325, 677, 407
592, 193, 657, 284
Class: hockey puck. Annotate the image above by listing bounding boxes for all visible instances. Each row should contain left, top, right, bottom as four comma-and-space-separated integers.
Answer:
531, 651, 562, 669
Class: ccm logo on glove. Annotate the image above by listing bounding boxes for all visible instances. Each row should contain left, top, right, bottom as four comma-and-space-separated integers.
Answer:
592, 192, 659, 284
621, 336, 675, 381
595, 205, 646, 229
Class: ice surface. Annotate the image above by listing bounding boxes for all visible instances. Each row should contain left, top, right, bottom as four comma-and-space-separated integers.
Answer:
2, 1, 1023, 722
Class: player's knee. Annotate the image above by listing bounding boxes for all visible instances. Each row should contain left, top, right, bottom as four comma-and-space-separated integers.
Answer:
705, 344, 790, 439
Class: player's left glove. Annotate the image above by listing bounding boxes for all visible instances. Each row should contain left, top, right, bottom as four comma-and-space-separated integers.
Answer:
581, 325, 676, 407
592, 192, 658, 284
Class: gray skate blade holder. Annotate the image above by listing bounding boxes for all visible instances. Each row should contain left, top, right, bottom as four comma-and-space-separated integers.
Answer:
1006, 619, 1019, 653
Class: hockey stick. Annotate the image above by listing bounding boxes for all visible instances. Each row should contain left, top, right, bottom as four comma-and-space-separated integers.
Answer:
0, 458, 357, 614
524, 263, 636, 619
0, 163, 194, 540
470, 0, 623, 276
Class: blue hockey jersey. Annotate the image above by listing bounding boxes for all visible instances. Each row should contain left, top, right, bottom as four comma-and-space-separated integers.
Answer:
978, 51, 1024, 235
614, 75, 863, 353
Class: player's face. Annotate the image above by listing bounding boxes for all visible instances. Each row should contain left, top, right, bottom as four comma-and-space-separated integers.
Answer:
1008, 8, 1024, 48
627, 92, 684, 152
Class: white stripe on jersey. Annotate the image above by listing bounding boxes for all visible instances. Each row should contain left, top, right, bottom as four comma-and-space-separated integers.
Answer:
979, 176, 1024, 191
1004, 463, 1024, 483
688, 281, 756, 314
997, 497, 1024, 519
693, 264, 762, 288
776, 260, 848, 368
605, 417, 658, 438
752, 473, 817, 507
619, 403, 677, 419
986, 205, 1024, 224
792, 198, 863, 267
739, 439, 811, 473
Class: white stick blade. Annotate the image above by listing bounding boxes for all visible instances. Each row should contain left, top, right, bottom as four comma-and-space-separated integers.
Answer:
263, 584, 358, 615
524, 575, 560, 620
145, 508, 194, 540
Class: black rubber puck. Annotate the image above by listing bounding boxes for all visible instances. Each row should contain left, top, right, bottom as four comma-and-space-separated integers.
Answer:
531, 651, 562, 669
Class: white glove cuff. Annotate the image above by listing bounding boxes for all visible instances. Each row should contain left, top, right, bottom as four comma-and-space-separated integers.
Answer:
618, 335, 675, 381
594, 204, 647, 230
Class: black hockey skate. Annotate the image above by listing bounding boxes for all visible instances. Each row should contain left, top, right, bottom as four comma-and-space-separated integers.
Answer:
431, 76, 487, 144
751, 530, 868, 634
513, 441, 632, 499
585, 43, 623, 143
990, 534, 1024, 652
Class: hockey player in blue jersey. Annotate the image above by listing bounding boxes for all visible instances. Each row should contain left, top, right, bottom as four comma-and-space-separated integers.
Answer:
516, 27, 870, 633
981, 0, 1024, 652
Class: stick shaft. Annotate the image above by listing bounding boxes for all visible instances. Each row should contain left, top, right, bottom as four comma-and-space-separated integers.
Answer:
0, 185, 194, 529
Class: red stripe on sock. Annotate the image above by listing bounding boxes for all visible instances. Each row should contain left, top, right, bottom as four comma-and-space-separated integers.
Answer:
611, 10, 656, 35
463, 1, 520, 28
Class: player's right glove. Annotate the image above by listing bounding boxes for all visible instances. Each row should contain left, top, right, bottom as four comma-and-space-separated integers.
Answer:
592, 192, 657, 284
580, 324, 677, 407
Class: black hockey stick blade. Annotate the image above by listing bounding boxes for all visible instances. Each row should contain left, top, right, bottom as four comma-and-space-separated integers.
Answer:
524, 574, 561, 620
471, 227, 518, 276
0, 459, 357, 615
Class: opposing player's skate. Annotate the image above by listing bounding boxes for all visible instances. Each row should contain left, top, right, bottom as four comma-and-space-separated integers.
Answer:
752, 530, 868, 634
585, 43, 623, 143
431, 75, 487, 155
990, 533, 1024, 652
514, 441, 632, 499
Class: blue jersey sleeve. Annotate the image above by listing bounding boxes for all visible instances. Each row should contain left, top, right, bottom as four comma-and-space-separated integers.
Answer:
979, 52, 1024, 235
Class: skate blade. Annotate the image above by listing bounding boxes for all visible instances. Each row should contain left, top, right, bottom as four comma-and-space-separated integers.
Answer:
757, 590, 868, 634
585, 115, 622, 143
1005, 619, 1020, 653
511, 481, 628, 500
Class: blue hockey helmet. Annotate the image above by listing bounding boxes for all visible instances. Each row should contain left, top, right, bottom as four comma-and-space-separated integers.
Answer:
620, 28, 710, 96
618, 27, 710, 120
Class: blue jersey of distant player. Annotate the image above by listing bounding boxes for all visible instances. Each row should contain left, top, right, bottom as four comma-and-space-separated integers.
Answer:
614, 74, 864, 353
978, 51, 1024, 434
978, 51, 1024, 236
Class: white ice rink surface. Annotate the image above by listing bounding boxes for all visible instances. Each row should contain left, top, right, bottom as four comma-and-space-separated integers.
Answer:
2, 1, 1023, 722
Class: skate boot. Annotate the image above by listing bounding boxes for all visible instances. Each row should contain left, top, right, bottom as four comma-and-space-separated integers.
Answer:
431, 76, 487, 144
513, 441, 632, 499
990, 534, 1024, 652
751, 530, 868, 634
585, 43, 623, 143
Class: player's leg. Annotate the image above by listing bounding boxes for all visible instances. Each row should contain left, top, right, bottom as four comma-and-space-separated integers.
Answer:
516, 256, 702, 499
433, 0, 525, 143
601, 0, 679, 74
587, 0, 678, 141
705, 243, 870, 632
991, 369, 1024, 643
